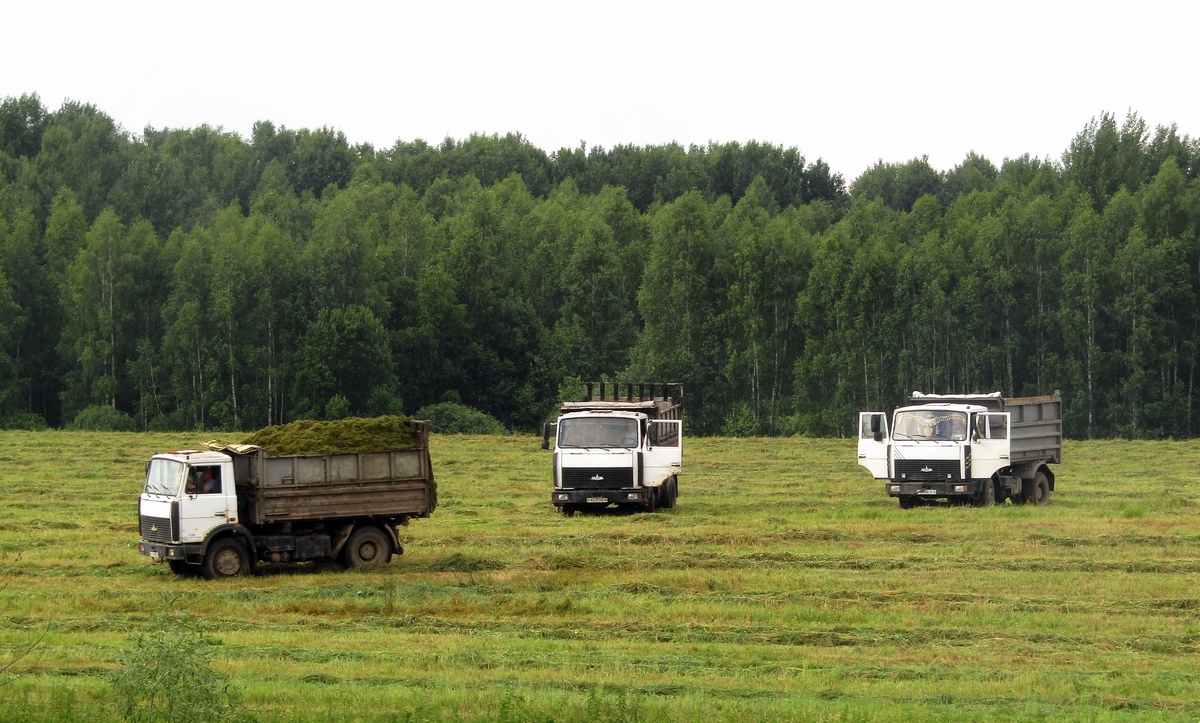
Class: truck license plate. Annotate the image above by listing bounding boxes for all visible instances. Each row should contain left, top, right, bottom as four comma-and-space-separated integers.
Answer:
917, 489, 937, 495
586, 497, 608, 503
149, 550, 161, 560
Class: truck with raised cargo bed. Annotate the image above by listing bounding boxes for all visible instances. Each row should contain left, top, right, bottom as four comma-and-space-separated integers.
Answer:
858, 392, 1062, 508
543, 382, 683, 516
137, 419, 435, 578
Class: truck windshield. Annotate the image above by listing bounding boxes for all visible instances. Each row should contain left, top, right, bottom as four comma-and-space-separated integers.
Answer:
145, 459, 185, 496
558, 418, 639, 448
893, 410, 968, 441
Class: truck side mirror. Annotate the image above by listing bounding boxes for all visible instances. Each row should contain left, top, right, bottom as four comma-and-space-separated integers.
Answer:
869, 414, 884, 442
541, 422, 554, 450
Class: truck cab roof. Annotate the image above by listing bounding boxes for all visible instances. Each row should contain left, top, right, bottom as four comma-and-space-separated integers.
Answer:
152, 450, 232, 465
896, 402, 988, 414
559, 409, 648, 421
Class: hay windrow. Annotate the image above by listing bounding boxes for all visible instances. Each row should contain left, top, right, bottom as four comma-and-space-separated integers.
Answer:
241, 415, 418, 456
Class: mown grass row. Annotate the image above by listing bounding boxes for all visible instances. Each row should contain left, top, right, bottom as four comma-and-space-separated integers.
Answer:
1, 432, 1199, 720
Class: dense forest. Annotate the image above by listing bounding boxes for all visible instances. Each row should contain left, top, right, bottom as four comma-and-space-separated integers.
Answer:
0, 93, 1197, 438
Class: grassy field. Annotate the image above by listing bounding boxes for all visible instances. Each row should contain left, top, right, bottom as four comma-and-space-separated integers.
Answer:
1, 432, 1199, 721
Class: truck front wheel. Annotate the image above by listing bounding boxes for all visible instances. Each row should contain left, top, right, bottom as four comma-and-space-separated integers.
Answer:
663, 476, 678, 509
343, 526, 392, 567
642, 487, 658, 513
971, 479, 996, 507
202, 538, 251, 579
168, 560, 196, 576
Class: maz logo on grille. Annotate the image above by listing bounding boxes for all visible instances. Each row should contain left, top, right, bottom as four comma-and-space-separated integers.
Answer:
920, 466, 933, 473
590, 475, 604, 481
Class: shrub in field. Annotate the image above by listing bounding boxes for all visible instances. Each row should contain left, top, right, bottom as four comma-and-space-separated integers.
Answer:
0, 412, 49, 430
416, 402, 505, 435
68, 405, 136, 431
108, 614, 243, 723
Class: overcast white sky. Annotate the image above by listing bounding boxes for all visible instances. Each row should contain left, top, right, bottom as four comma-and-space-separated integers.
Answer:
4, 0, 1197, 183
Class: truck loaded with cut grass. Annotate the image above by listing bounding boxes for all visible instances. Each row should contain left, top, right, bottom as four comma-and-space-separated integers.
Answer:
544, 382, 683, 516
858, 391, 1062, 508
137, 416, 435, 578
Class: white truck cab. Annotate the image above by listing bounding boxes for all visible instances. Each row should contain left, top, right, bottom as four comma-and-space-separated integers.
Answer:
138, 451, 241, 569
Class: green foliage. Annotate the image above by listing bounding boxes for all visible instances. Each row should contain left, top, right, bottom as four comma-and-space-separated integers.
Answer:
108, 614, 243, 723
1, 94, 1199, 438
416, 401, 505, 434
720, 402, 761, 437
0, 411, 49, 430
324, 393, 350, 420
68, 404, 135, 431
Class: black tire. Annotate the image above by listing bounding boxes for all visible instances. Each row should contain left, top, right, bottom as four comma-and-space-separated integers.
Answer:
558, 505, 576, 518
1030, 470, 1051, 505
202, 538, 250, 579
663, 476, 678, 509
643, 486, 658, 513
342, 526, 392, 567
168, 559, 196, 576
898, 496, 917, 509
971, 478, 996, 508
1015, 476, 1033, 505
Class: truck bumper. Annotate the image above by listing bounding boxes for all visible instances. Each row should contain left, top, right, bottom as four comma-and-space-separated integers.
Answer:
552, 488, 647, 507
885, 481, 981, 498
138, 540, 203, 564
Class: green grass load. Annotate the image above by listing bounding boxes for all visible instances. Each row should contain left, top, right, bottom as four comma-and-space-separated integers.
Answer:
241, 415, 418, 456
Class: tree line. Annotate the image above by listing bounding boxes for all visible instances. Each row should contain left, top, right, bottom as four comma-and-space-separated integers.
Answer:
0, 94, 1197, 438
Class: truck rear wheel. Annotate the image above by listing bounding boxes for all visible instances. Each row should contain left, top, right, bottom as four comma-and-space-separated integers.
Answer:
343, 526, 392, 567
202, 538, 250, 579
1030, 471, 1051, 505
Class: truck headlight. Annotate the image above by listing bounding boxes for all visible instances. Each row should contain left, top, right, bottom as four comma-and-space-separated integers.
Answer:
888, 485, 900, 493
953, 485, 967, 493
556, 493, 569, 501
627, 492, 641, 500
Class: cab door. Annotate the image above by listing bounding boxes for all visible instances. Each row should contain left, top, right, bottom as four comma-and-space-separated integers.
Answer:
179, 464, 235, 543
643, 420, 682, 487
971, 412, 1010, 479
857, 412, 889, 478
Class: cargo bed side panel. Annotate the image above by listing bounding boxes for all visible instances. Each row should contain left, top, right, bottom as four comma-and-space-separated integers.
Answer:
248, 448, 434, 524
256, 480, 433, 522
1008, 398, 1063, 465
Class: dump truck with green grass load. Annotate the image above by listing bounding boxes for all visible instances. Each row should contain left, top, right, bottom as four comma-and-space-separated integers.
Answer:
137, 416, 435, 578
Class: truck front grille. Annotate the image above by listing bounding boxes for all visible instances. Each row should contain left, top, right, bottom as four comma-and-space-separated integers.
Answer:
895, 459, 960, 481
140, 515, 174, 543
562, 467, 634, 489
